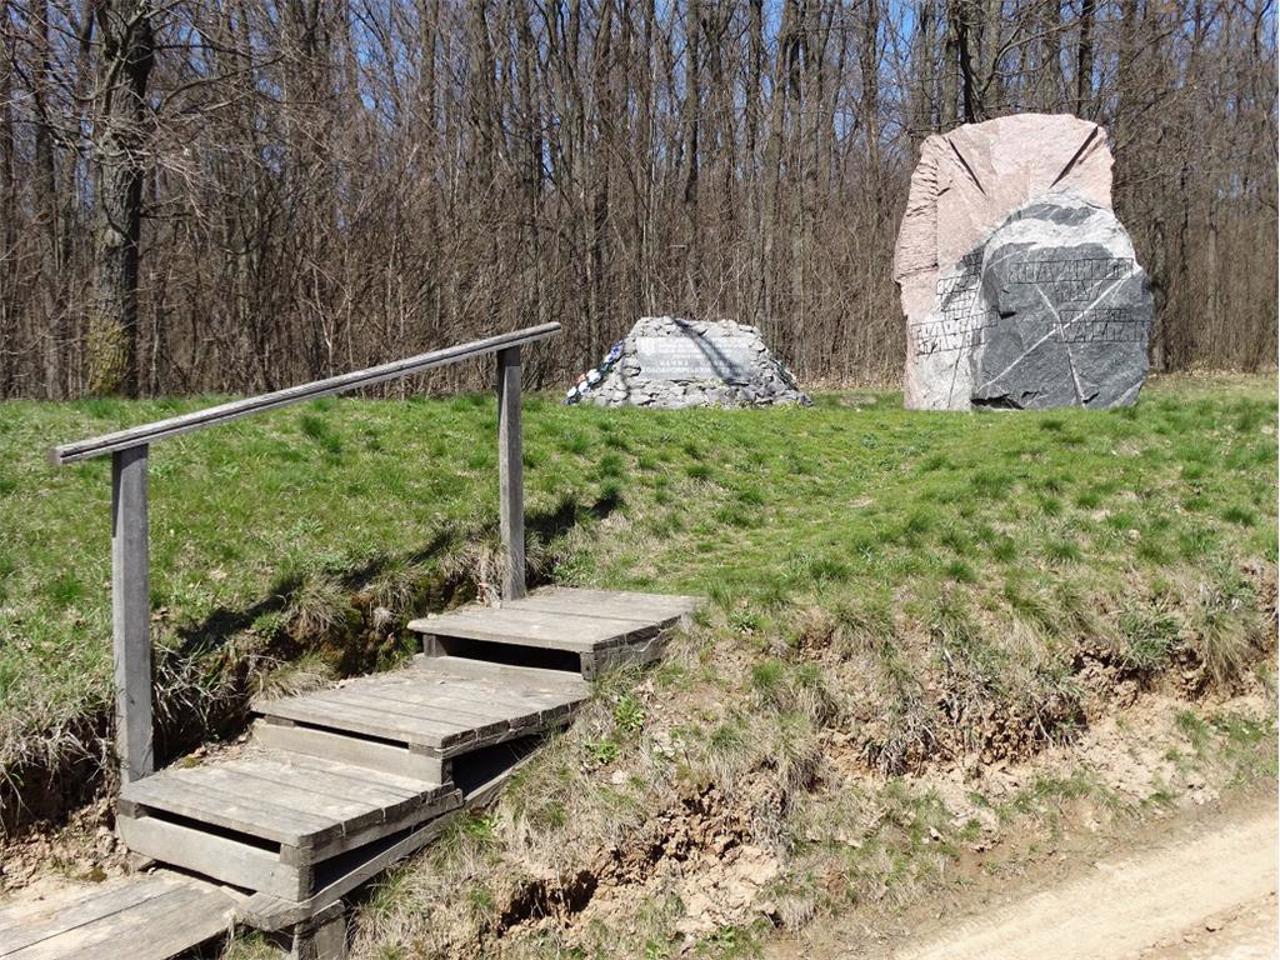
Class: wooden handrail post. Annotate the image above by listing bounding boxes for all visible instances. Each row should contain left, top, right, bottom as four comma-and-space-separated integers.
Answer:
111, 445, 154, 782
496, 346, 526, 599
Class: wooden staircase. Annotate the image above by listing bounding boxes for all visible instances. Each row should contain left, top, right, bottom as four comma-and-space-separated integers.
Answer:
3, 587, 700, 959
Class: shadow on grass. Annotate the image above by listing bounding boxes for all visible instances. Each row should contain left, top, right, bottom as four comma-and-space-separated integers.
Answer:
3, 489, 622, 834
527, 488, 622, 547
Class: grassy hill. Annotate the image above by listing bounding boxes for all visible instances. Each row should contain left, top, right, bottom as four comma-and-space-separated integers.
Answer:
1, 377, 1275, 934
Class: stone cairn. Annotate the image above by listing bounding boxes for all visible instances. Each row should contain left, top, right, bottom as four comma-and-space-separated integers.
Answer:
893, 113, 1153, 411
566, 316, 810, 408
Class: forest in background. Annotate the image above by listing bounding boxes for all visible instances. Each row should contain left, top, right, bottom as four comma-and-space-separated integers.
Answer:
0, 0, 1275, 398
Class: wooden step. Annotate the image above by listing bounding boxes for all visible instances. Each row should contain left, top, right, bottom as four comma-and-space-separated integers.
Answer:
512, 587, 702, 623
253, 658, 589, 783
236, 736, 542, 932
0, 871, 236, 960
118, 749, 460, 900
407, 586, 701, 677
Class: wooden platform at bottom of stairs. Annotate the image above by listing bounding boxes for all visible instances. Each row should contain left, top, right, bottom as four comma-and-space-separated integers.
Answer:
117, 748, 462, 901
116, 657, 585, 904
0, 744, 538, 960
3, 587, 703, 959
0, 871, 236, 960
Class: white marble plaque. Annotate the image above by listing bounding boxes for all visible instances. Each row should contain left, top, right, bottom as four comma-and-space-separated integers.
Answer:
634, 334, 756, 382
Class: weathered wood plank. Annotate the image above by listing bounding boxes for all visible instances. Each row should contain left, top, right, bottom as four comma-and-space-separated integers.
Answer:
238, 816, 454, 932
4, 876, 233, 960
238, 738, 539, 933
509, 599, 683, 626
265, 685, 476, 735
407, 680, 586, 727
394, 666, 585, 707
353, 693, 525, 737
250, 749, 444, 801
0, 876, 175, 951
118, 814, 307, 900
254, 721, 445, 785
121, 747, 463, 869
259, 686, 571, 764
295, 789, 459, 864
164, 765, 401, 844
302, 669, 585, 754
111, 445, 153, 783
222, 753, 424, 805
414, 655, 590, 698
399, 692, 571, 732
507, 588, 699, 625
298, 683, 547, 743
497, 346, 526, 600
417, 604, 648, 637
282, 900, 347, 960
287, 689, 489, 748
440, 721, 560, 758
255, 694, 458, 747
579, 633, 670, 679
8, 886, 227, 960
407, 607, 657, 652
122, 772, 334, 845
327, 685, 514, 731
353, 676, 568, 725
51, 323, 561, 464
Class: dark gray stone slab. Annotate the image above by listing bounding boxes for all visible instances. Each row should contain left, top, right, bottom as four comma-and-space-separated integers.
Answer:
971, 201, 1152, 409
901, 194, 1152, 411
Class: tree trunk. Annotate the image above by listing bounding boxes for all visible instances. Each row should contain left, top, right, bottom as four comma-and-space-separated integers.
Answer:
1076, 0, 1095, 114
33, 0, 62, 398
87, 0, 154, 397
910, 0, 937, 144
1039, 0, 1063, 110
949, 0, 977, 123
941, 0, 959, 125
0, 1, 17, 396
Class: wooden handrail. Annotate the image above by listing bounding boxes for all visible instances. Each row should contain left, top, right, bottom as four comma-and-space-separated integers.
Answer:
52, 324, 556, 783
49, 322, 561, 465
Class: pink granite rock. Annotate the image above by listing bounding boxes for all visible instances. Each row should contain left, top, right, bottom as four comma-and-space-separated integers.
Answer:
894, 114, 1115, 410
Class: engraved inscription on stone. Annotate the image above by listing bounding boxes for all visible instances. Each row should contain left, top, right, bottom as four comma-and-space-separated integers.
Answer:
635, 335, 757, 382
911, 253, 990, 357
912, 256, 1145, 357
569, 317, 809, 407
1007, 256, 1135, 304
1057, 307, 1146, 342
1005, 257, 1131, 284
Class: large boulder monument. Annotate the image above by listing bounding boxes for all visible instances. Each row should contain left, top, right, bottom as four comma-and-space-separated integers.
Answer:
893, 114, 1153, 411
566, 317, 810, 408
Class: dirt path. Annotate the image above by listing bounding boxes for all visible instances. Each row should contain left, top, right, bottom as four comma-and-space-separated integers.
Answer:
768, 798, 1277, 960
894, 804, 1277, 960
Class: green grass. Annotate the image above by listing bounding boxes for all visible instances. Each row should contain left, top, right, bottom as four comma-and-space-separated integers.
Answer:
0, 374, 1275, 804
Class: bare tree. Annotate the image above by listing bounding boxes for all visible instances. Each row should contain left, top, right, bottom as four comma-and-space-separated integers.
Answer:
85, 0, 153, 395
0, 0, 1273, 399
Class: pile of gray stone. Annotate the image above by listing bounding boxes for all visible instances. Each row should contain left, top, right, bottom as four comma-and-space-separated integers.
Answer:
566, 316, 810, 409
